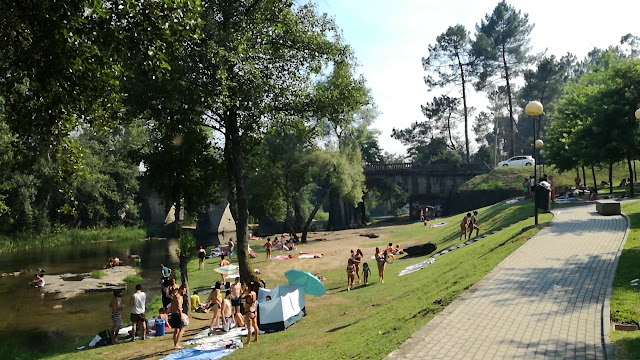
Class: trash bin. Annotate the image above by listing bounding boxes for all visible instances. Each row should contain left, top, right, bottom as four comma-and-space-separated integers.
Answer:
536, 184, 551, 211
155, 319, 165, 336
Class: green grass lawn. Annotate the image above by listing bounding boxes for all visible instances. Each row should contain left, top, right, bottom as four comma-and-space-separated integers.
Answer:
44, 200, 552, 360
462, 162, 637, 193
610, 200, 640, 359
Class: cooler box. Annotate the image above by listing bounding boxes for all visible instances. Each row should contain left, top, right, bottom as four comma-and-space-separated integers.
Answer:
155, 319, 166, 336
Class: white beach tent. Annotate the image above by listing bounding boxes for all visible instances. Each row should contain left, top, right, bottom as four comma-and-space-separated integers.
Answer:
257, 285, 306, 332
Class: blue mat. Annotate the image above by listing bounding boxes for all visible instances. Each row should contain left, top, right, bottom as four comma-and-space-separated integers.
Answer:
161, 348, 235, 360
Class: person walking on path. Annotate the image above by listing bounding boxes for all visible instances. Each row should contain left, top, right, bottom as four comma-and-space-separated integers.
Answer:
109, 289, 124, 343
129, 284, 146, 341
170, 285, 187, 350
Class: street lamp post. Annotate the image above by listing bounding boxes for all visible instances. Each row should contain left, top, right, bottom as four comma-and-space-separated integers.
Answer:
539, 148, 546, 175
526, 101, 544, 225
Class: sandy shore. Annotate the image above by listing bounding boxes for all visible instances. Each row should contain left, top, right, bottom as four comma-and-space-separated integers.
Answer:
43, 266, 138, 300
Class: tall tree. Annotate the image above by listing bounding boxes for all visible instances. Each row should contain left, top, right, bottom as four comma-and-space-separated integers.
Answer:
421, 95, 462, 151
474, 1, 534, 157
516, 54, 575, 148
188, 1, 350, 283
423, 25, 479, 163
300, 150, 365, 243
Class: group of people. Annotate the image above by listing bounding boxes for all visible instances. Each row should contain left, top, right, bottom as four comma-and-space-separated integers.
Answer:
263, 235, 297, 260
459, 211, 480, 241
346, 243, 402, 289
106, 254, 141, 268
523, 175, 556, 202
201, 278, 260, 345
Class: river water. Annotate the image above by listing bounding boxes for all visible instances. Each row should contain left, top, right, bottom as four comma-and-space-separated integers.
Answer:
0, 233, 230, 355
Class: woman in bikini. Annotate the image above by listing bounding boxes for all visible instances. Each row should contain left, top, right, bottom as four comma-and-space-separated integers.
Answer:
208, 282, 222, 332
375, 247, 387, 283
353, 249, 363, 283
241, 282, 259, 345
346, 258, 356, 291
460, 213, 471, 241
198, 246, 206, 270
468, 211, 480, 239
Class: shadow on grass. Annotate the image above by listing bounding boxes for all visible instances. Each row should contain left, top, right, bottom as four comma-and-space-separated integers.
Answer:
326, 321, 359, 333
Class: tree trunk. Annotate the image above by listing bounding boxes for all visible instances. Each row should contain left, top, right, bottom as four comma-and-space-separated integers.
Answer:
457, 52, 470, 163
609, 159, 613, 194
628, 154, 635, 197
591, 166, 597, 192
224, 108, 259, 286
502, 46, 516, 158
582, 166, 587, 187
301, 188, 330, 243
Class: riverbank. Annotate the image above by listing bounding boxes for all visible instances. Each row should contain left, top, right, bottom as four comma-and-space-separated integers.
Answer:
0, 226, 148, 253
42, 265, 138, 300
44, 200, 554, 360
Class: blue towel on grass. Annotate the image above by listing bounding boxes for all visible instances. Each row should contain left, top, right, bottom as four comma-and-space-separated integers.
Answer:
161, 348, 235, 360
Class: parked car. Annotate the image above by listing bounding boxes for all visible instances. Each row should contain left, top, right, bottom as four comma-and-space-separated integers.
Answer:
498, 156, 535, 167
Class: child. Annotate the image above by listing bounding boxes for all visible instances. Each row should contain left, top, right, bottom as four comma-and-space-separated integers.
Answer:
346, 258, 356, 291
159, 307, 171, 331
362, 262, 371, 285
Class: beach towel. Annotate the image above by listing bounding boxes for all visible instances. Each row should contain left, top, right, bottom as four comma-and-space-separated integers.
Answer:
160, 348, 235, 360
273, 255, 292, 260
398, 258, 436, 276
298, 253, 323, 259
428, 222, 448, 228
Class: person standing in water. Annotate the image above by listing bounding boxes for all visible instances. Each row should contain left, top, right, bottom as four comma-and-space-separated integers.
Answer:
109, 289, 124, 343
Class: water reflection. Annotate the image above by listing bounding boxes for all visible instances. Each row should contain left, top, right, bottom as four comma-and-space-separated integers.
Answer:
0, 232, 232, 348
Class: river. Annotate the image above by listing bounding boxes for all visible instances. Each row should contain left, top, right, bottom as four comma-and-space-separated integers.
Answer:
0, 232, 231, 356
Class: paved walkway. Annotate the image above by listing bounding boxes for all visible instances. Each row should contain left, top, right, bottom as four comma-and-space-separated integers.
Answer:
386, 205, 628, 360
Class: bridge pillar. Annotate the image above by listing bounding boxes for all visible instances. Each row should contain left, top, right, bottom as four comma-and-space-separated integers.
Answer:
195, 200, 236, 246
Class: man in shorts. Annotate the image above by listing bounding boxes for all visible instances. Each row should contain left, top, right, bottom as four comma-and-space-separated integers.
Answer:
230, 277, 244, 328
170, 285, 187, 350
109, 289, 124, 343
129, 284, 146, 341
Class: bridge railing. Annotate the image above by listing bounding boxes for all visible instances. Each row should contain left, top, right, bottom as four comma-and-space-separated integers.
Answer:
363, 163, 489, 172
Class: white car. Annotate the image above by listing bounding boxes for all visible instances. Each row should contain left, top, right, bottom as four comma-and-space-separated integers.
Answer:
498, 156, 535, 167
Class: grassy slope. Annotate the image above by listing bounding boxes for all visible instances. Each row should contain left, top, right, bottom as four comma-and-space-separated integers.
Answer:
45, 201, 552, 360
610, 201, 640, 359
461, 162, 634, 192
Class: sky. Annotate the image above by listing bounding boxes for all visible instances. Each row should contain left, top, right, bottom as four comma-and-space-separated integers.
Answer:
316, 0, 640, 157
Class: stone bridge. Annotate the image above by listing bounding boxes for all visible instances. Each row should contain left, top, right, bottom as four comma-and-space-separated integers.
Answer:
363, 163, 489, 217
